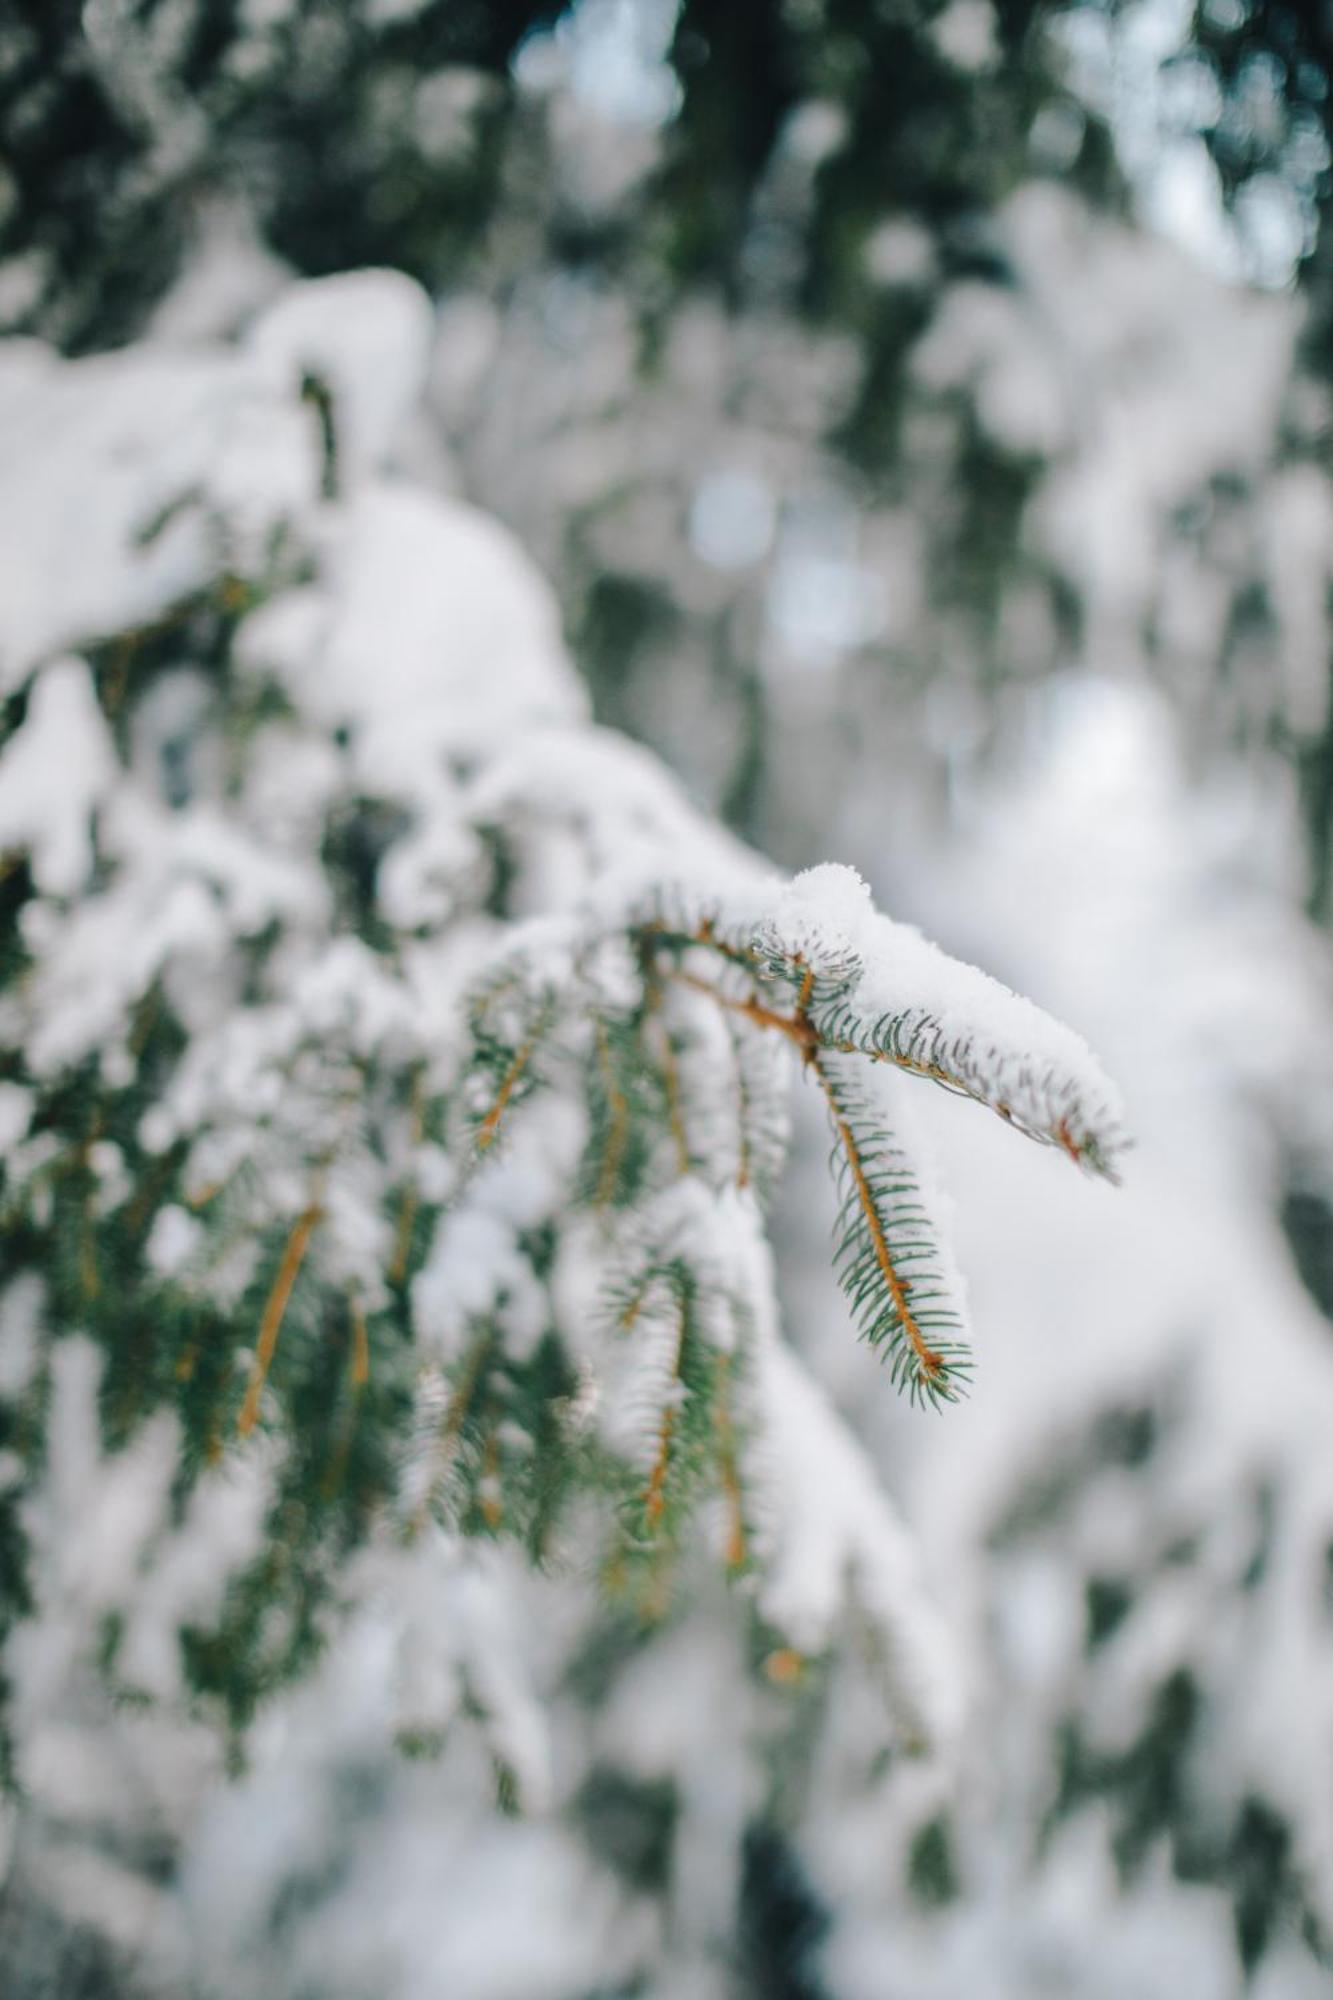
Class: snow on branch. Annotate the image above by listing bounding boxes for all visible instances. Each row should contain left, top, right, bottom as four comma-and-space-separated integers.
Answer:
755, 864, 1127, 1176
620, 862, 1125, 1407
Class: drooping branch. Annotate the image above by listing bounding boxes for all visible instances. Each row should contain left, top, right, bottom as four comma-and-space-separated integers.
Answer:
811, 1052, 943, 1392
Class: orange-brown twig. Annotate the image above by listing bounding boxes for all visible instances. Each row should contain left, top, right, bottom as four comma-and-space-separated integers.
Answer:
669, 968, 817, 1055
238, 1200, 324, 1436
476, 1040, 535, 1151
644, 1402, 676, 1527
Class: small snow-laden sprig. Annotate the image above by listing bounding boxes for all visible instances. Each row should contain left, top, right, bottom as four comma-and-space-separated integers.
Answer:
751, 860, 868, 1008
651, 977, 793, 1200
397, 1350, 490, 1541
629, 861, 1125, 1407
720, 1012, 791, 1202
813, 1053, 972, 1408
454, 916, 588, 1163
396, 1319, 568, 1555
597, 1180, 761, 1575
578, 1008, 671, 1211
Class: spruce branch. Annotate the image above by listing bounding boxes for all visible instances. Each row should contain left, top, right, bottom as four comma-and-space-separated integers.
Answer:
807, 987, 1122, 1177
630, 864, 1123, 1405
812, 1052, 971, 1407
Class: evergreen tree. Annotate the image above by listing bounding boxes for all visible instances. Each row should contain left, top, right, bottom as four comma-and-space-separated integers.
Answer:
0, 271, 1126, 1994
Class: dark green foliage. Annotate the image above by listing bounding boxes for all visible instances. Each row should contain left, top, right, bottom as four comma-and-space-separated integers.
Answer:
908, 1812, 960, 1907
722, 1016, 790, 1204
575, 1765, 679, 1892
2, 0, 1125, 418
1281, 1180, 1333, 1323
0, 1887, 140, 2000
461, 958, 566, 1155
1192, 0, 1331, 290
1050, 1711, 1318, 1978
1084, 1575, 1133, 1650
1004, 1405, 1325, 1980
1230, 1797, 1296, 1974
405, 1325, 587, 1557
738, 1822, 831, 2000
1051, 1667, 1201, 1879
321, 799, 414, 947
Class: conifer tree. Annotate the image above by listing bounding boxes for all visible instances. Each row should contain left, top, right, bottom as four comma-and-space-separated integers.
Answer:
0, 272, 1125, 1989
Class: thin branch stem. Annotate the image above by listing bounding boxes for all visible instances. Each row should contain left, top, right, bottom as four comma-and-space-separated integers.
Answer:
670, 967, 817, 1054
238, 1197, 324, 1436
476, 1038, 535, 1151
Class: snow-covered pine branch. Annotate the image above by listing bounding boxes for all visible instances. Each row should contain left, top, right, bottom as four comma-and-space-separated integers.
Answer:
614, 867, 1126, 1401
0, 272, 1124, 1782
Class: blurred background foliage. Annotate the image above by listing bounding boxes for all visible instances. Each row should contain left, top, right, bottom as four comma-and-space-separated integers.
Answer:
5, 0, 1332, 887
